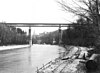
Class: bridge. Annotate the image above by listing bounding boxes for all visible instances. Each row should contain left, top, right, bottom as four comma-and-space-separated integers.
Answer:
1, 22, 80, 47
2, 23, 79, 27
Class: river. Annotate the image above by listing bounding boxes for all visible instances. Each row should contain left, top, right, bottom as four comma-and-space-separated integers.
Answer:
0, 44, 65, 73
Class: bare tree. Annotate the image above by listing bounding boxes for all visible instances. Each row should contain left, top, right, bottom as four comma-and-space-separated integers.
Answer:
58, 0, 100, 27
58, 0, 100, 50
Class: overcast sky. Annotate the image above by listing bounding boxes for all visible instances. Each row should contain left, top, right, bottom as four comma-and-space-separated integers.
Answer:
0, 0, 77, 34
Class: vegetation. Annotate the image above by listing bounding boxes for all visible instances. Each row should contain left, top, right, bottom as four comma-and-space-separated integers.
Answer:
33, 0, 100, 47
58, 0, 100, 47
0, 23, 29, 46
62, 22, 97, 47
34, 31, 59, 45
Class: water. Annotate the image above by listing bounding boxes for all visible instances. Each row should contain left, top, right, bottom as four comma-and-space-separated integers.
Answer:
0, 44, 65, 73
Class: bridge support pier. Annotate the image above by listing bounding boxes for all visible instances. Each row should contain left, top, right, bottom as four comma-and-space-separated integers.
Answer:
29, 27, 32, 47
59, 25, 62, 45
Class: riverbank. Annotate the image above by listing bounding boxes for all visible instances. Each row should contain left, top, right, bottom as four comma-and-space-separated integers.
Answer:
63, 45, 100, 73
36, 45, 86, 73
36, 45, 100, 73
0, 45, 29, 51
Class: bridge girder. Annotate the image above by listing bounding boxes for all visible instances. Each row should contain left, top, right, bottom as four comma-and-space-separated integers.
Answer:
1, 23, 80, 27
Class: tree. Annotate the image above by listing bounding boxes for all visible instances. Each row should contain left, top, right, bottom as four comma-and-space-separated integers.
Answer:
0, 23, 28, 45
17, 28, 25, 34
58, 0, 100, 26
58, 0, 100, 47
37, 31, 60, 45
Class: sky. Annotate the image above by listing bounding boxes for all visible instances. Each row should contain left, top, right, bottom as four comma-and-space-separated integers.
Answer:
0, 0, 77, 34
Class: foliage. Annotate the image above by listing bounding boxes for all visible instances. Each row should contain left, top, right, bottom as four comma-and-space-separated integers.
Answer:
62, 21, 98, 47
58, 0, 100, 47
58, 0, 100, 25
36, 31, 59, 45
0, 24, 29, 45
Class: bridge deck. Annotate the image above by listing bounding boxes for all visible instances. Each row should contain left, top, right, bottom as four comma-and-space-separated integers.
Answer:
1, 22, 80, 27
